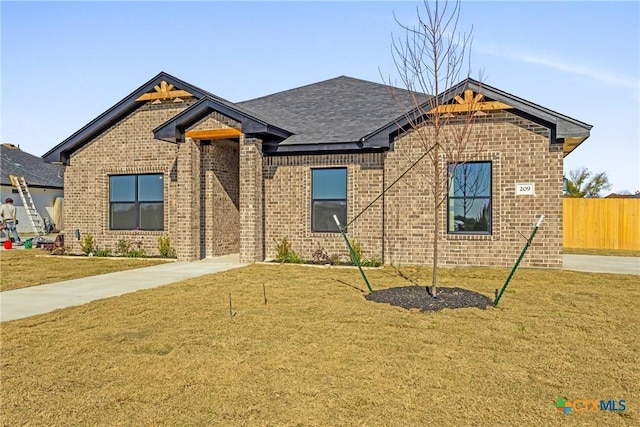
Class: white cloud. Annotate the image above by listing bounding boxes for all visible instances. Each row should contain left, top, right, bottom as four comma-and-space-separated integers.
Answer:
477, 44, 640, 90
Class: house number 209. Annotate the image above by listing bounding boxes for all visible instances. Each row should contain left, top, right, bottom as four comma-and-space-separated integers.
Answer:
516, 183, 535, 195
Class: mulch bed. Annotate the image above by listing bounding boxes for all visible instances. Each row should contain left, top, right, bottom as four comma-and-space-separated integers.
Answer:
365, 286, 494, 312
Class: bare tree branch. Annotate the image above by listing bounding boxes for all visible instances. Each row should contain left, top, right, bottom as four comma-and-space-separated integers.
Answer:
382, 0, 486, 295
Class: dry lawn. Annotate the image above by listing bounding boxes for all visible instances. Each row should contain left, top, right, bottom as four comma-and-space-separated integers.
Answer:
1, 264, 638, 426
0, 250, 171, 291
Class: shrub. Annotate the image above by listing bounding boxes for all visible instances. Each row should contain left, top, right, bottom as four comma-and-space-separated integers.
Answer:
350, 240, 364, 265
125, 248, 147, 258
274, 237, 304, 264
113, 238, 147, 258
362, 258, 382, 267
81, 233, 95, 256
330, 253, 342, 265
158, 235, 176, 258
311, 245, 332, 265
349, 240, 381, 267
115, 239, 133, 257
94, 247, 113, 257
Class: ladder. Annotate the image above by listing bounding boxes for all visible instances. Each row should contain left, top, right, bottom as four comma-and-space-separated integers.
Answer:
9, 175, 44, 235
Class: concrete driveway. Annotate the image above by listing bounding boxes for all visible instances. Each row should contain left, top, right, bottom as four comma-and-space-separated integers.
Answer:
563, 254, 639, 275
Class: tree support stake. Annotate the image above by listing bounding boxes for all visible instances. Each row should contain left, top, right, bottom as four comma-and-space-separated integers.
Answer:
494, 215, 545, 306
334, 215, 373, 293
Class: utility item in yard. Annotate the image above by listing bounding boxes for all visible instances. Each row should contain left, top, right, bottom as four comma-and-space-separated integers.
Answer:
494, 215, 545, 306
30, 235, 64, 251
8, 175, 45, 235
333, 215, 373, 293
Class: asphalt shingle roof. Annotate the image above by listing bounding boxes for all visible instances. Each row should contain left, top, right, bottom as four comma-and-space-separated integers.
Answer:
1, 144, 64, 188
238, 76, 421, 145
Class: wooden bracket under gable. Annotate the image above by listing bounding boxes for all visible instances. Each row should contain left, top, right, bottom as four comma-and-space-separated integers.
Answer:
136, 81, 193, 102
429, 89, 512, 114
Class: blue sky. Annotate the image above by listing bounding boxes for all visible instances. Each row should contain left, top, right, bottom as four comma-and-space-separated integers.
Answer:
1, 1, 638, 193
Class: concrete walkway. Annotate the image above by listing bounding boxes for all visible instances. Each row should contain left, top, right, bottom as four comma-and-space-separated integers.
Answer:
563, 254, 639, 275
1, 253, 637, 322
0, 254, 243, 322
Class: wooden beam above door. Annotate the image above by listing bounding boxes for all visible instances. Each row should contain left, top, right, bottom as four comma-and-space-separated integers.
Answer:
185, 128, 242, 140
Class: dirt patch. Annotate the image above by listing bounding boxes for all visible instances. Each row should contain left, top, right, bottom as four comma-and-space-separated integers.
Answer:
365, 286, 494, 312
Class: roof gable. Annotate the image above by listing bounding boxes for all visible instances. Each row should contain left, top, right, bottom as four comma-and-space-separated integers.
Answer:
153, 96, 292, 143
43, 72, 592, 159
363, 78, 592, 155
42, 72, 215, 164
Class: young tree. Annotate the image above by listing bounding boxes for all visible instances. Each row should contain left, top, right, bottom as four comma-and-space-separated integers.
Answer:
565, 167, 612, 198
385, 0, 485, 296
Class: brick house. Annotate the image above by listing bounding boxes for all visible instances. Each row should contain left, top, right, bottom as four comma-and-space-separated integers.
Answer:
43, 72, 591, 268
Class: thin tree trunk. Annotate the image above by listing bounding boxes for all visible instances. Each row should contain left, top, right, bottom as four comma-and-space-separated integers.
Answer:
432, 144, 439, 296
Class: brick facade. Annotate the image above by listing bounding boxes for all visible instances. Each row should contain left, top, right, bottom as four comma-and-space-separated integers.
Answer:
262, 111, 563, 268
263, 153, 384, 263
383, 111, 562, 268
63, 99, 241, 261
63, 100, 562, 268
239, 137, 264, 263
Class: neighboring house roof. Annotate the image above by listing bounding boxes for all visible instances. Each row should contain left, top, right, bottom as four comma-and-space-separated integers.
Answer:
605, 193, 640, 198
43, 72, 592, 162
1, 143, 64, 188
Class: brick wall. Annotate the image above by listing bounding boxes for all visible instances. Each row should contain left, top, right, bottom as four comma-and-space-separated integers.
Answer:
383, 111, 562, 268
63, 99, 242, 261
261, 111, 563, 268
64, 100, 194, 257
262, 153, 385, 263
239, 137, 265, 262
201, 139, 239, 257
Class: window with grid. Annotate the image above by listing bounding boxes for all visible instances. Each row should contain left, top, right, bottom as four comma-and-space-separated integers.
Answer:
311, 168, 347, 232
109, 174, 164, 230
447, 162, 492, 234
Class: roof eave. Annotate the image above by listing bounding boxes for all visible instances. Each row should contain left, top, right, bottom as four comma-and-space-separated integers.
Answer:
153, 97, 292, 143
361, 78, 593, 150
42, 72, 211, 163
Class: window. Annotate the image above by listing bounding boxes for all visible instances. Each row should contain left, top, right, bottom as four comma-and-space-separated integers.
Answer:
448, 162, 491, 234
312, 168, 347, 232
109, 174, 164, 230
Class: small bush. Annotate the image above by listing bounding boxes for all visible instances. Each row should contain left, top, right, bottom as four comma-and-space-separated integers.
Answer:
349, 240, 381, 267
274, 237, 292, 262
350, 240, 364, 265
81, 233, 95, 256
94, 247, 113, 257
115, 239, 133, 257
362, 258, 382, 267
274, 237, 304, 264
125, 248, 147, 258
158, 235, 176, 258
311, 245, 332, 265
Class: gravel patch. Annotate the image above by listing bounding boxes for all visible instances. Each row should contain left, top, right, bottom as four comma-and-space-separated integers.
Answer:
365, 286, 494, 312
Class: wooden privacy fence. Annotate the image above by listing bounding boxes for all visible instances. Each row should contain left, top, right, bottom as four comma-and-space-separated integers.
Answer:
563, 198, 640, 250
